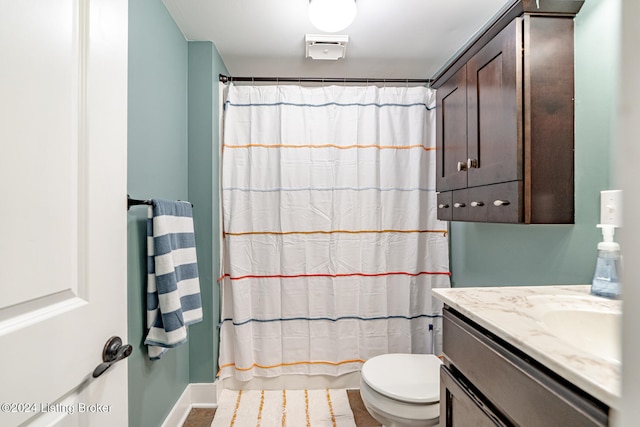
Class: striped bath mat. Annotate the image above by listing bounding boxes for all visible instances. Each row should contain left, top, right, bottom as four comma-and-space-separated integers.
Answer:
211, 389, 356, 427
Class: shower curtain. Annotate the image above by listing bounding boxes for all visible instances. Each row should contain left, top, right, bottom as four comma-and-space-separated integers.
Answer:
218, 84, 450, 382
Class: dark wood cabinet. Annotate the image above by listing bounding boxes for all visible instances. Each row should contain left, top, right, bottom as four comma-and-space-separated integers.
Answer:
448, 182, 522, 223
436, 64, 467, 192
466, 19, 521, 189
437, 191, 453, 221
433, 0, 581, 224
441, 307, 609, 427
441, 365, 507, 427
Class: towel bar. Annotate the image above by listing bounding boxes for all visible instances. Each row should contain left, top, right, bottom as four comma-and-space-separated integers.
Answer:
127, 195, 193, 210
127, 195, 151, 210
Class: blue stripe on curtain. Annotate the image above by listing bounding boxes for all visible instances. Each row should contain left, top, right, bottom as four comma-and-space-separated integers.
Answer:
221, 313, 443, 327
224, 100, 435, 110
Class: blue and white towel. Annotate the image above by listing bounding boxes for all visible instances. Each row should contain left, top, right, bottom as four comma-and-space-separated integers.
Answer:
144, 199, 203, 360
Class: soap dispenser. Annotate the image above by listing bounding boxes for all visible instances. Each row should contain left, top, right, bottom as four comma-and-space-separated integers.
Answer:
591, 224, 621, 298
591, 190, 623, 299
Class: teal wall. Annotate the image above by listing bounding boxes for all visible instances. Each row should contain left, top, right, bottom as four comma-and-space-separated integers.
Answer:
128, 1, 229, 424
127, 0, 189, 426
449, 0, 619, 287
187, 42, 228, 382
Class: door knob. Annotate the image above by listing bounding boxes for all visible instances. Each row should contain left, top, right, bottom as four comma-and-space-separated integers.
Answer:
470, 201, 484, 207
456, 161, 467, 172
467, 158, 478, 169
438, 203, 450, 209
93, 336, 133, 378
453, 202, 466, 208
493, 200, 510, 207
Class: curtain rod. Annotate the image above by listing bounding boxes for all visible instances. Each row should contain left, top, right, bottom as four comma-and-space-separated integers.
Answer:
219, 74, 432, 85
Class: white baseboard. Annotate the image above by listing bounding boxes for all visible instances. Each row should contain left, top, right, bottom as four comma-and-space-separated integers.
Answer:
161, 382, 219, 427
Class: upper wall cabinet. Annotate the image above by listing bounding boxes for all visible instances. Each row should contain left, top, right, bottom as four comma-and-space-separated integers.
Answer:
432, 0, 584, 224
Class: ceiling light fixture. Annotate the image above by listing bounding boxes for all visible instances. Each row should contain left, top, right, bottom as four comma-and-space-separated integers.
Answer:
308, 0, 357, 33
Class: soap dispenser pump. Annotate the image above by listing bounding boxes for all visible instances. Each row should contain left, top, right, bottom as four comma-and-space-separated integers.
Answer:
591, 224, 621, 298
591, 190, 623, 299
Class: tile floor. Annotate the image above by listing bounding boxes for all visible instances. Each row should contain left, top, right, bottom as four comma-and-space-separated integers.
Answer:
181, 390, 381, 427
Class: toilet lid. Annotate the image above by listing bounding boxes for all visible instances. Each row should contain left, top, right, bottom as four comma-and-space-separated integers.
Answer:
361, 353, 442, 404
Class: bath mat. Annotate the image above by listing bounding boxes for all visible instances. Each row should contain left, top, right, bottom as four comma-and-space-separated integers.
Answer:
210, 389, 357, 427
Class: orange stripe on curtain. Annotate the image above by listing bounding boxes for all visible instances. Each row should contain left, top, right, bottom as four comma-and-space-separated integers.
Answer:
223, 143, 435, 151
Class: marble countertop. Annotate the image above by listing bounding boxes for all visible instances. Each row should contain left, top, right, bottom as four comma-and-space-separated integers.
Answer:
432, 285, 621, 409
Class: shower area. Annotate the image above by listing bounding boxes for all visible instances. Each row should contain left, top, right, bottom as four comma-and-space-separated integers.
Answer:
217, 82, 451, 388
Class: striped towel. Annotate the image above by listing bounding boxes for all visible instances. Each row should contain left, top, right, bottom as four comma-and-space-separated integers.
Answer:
144, 199, 203, 360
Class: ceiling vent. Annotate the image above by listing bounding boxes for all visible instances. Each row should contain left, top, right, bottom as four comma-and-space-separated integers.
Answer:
305, 34, 349, 60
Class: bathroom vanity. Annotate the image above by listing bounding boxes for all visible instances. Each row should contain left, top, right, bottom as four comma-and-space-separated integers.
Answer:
432, 285, 620, 426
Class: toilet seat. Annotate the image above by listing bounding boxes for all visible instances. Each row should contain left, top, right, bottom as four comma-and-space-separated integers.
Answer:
361, 353, 442, 404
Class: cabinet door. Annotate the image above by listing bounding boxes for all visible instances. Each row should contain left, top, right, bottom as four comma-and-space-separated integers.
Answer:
467, 18, 523, 188
436, 64, 467, 191
441, 365, 507, 427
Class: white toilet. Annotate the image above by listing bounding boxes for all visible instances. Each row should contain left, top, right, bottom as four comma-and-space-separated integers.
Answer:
360, 353, 442, 427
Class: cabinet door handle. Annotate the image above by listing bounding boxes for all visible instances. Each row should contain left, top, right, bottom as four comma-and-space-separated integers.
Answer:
493, 200, 510, 207
467, 158, 478, 169
470, 201, 484, 207
457, 161, 467, 172
438, 203, 450, 209
454, 202, 466, 208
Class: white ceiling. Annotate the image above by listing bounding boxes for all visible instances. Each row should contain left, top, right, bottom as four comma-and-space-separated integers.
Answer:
162, 0, 512, 80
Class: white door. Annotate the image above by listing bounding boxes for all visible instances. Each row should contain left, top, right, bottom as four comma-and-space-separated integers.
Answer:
0, 0, 128, 425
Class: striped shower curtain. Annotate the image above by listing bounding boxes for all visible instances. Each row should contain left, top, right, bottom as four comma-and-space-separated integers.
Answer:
218, 84, 450, 382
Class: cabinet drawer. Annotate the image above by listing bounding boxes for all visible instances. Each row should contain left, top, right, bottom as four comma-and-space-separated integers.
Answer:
437, 192, 453, 221
451, 189, 468, 221
441, 365, 507, 427
461, 188, 488, 222
447, 183, 521, 223
451, 189, 487, 222
443, 308, 608, 427
485, 181, 522, 223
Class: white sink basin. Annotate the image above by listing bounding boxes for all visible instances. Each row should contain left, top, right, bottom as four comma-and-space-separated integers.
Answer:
526, 295, 621, 363
541, 309, 621, 362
